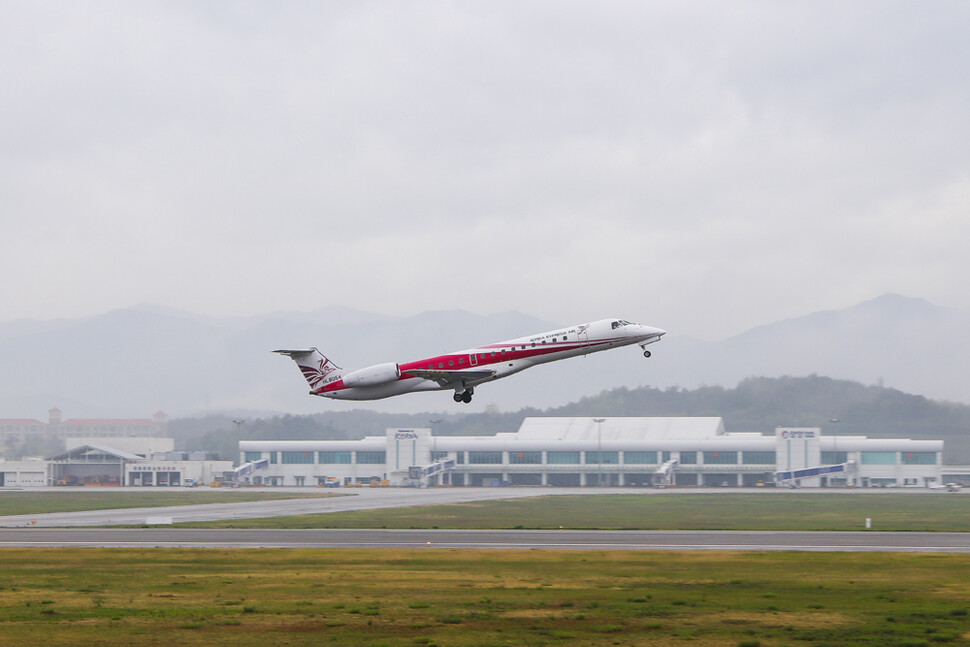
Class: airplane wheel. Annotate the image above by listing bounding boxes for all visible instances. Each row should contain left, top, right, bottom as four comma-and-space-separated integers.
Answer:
461, 392, 472, 404
453, 393, 463, 402
643, 350, 652, 358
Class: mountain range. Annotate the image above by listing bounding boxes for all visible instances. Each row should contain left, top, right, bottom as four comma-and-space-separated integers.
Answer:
1, 294, 967, 419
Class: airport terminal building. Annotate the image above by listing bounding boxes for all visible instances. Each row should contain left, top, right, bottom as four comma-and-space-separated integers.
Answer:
238, 417, 944, 488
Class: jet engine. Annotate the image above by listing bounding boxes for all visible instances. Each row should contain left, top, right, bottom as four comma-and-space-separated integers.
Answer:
341, 362, 401, 387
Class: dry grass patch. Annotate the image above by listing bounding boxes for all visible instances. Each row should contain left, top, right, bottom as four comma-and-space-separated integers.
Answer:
1, 548, 969, 646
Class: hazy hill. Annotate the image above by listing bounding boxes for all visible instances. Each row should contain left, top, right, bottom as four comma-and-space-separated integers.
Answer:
660, 293, 970, 404
1, 294, 968, 419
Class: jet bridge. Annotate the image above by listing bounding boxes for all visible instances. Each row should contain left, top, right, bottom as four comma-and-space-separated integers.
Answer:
407, 459, 456, 486
652, 459, 679, 488
773, 460, 857, 487
230, 458, 270, 485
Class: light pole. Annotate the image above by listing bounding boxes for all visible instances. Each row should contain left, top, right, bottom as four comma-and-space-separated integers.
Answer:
429, 419, 441, 485
593, 418, 606, 487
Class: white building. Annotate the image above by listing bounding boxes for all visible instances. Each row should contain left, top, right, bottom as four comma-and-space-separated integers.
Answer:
0, 458, 48, 487
0, 436, 232, 487
238, 417, 944, 488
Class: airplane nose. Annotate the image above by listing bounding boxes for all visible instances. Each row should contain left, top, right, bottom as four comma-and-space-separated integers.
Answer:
645, 326, 666, 338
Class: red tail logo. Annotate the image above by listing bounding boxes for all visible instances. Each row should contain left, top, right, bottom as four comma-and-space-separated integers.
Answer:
300, 358, 338, 388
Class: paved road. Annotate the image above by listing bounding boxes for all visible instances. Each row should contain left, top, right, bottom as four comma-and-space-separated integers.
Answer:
1, 528, 969, 552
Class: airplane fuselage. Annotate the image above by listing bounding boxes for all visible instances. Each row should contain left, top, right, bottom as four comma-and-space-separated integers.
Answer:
309, 318, 664, 402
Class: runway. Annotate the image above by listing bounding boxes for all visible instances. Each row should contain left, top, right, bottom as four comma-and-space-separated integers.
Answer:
2, 486, 956, 528
0, 486, 581, 528
1, 528, 970, 552
2, 488, 968, 552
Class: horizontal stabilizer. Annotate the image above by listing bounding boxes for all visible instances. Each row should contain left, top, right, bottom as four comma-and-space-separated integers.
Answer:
273, 349, 317, 358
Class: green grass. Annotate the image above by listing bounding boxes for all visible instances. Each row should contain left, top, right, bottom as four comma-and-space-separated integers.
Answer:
0, 548, 969, 646
0, 491, 338, 516
177, 492, 970, 531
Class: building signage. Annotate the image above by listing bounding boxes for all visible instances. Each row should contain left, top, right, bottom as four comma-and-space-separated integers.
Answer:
395, 430, 418, 440
778, 429, 817, 440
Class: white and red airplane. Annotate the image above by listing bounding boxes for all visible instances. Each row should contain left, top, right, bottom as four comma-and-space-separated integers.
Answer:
275, 318, 665, 404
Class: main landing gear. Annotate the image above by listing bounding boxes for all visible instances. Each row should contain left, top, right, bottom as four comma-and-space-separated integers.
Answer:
453, 388, 474, 404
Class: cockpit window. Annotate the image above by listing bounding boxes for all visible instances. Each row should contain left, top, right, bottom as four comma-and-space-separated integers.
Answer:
612, 320, 632, 329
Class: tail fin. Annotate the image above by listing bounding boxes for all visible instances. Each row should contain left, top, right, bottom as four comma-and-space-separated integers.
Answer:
273, 347, 344, 391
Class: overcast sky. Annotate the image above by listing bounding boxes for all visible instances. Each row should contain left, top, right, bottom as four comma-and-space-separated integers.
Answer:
3, 1, 968, 340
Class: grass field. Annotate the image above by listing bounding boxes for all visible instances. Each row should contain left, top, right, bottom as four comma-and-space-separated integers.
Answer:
176, 493, 970, 532
0, 491, 335, 516
0, 548, 968, 646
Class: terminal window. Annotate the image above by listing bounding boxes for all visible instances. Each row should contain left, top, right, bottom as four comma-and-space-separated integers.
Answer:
623, 451, 658, 464
508, 451, 542, 464
821, 451, 848, 464
282, 451, 314, 464
356, 451, 386, 464
703, 451, 738, 464
742, 451, 776, 465
469, 451, 503, 464
585, 451, 619, 464
901, 452, 936, 465
861, 451, 897, 465
546, 451, 581, 464
319, 451, 352, 464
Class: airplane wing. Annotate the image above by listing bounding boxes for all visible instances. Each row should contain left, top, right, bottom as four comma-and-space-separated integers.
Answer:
403, 368, 496, 389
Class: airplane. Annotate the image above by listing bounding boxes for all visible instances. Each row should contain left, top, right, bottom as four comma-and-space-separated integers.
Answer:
929, 482, 962, 493
275, 318, 665, 404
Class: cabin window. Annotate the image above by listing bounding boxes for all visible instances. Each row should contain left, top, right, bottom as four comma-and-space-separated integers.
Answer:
563, 336, 567, 341
459, 358, 465, 364
449, 360, 454, 366
438, 362, 444, 368
552, 338, 557, 342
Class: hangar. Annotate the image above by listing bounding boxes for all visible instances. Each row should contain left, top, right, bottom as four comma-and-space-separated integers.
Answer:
238, 417, 944, 488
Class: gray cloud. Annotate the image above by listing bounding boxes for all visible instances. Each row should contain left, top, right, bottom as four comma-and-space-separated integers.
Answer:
2, 1, 969, 339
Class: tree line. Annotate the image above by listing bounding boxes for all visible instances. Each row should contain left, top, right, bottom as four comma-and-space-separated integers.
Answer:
168, 375, 970, 464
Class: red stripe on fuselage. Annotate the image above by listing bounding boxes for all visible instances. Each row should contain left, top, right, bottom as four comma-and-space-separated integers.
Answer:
319, 335, 627, 395
398, 336, 623, 377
